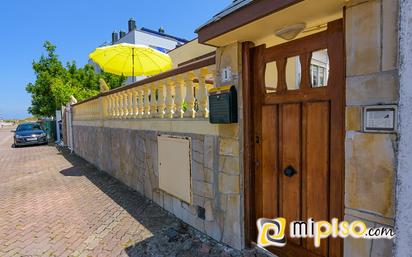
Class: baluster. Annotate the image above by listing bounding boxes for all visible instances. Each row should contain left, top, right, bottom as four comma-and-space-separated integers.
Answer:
157, 81, 166, 118
111, 95, 114, 119
165, 79, 175, 118
115, 93, 120, 119
184, 72, 196, 118
195, 68, 209, 118
92, 101, 95, 120
150, 83, 158, 118
104, 96, 108, 119
144, 86, 151, 118
128, 89, 133, 119
110, 95, 114, 119
174, 76, 185, 118
95, 100, 98, 120
116, 95, 120, 118
109, 95, 113, 119
124, 91, 128, 119
132, 88, 139, 118
123, 91, 128, 119
118, 93, 123, 119
138, 88, 144, 118
105, 96, 109, 118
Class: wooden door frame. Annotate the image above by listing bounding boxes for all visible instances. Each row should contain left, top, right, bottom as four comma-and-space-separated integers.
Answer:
242, 19, 345, 256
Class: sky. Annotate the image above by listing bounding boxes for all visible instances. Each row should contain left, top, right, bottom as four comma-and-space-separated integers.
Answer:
0, 0, 229, 119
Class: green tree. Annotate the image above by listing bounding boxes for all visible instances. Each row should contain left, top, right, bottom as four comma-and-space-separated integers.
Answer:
26, 41, 125, 117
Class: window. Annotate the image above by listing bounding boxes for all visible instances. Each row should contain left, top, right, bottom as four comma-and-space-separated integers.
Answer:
310, 49, 329, 87
264, 61, 278, 93
311, 64, 328, 87
17, 123, 43, 131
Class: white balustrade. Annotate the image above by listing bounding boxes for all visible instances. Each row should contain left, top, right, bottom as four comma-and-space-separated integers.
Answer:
72, 65, 216, 122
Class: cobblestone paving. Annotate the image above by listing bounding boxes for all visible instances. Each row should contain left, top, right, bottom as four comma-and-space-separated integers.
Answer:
0, 128, 264, 257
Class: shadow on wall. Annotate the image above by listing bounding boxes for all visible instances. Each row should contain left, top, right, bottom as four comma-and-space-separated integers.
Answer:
57, 146, 244, 257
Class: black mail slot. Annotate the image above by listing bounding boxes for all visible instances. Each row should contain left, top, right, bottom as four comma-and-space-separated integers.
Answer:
209, 85, 237, 124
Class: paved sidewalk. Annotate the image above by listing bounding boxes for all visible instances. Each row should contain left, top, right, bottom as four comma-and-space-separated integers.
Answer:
0, 128, 262, 257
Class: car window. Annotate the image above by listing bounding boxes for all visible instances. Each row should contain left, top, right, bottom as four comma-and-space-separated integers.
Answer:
16, 123, 43, 131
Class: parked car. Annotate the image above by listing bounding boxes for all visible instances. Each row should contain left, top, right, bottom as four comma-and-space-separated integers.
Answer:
12, 122, 48, 147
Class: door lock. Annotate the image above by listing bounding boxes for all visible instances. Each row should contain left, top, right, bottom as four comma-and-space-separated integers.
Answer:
283, 165, 297, 177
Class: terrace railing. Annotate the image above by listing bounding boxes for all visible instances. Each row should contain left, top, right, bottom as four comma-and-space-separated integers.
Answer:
72, 55, 216, 121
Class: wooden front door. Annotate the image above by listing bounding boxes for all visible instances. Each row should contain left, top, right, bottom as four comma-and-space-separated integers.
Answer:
251, 20, 344, 257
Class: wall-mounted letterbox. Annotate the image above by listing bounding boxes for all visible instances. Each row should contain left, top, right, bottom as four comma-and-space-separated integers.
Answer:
363, 105, 397, 133
209, 85, 237, 124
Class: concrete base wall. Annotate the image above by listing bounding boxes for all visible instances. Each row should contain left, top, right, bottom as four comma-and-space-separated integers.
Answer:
72, 124, 243, 249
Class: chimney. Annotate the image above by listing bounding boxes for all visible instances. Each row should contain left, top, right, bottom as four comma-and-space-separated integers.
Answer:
128, 18, 136, 32
158, 27, 165, 34
119, 30, 126, 38
111, 31, 119, 44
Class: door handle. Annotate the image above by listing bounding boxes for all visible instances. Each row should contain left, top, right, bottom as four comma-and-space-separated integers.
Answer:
283, 165, 297, 177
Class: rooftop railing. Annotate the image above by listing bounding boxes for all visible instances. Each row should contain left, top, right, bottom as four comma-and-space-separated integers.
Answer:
72, 55, 216, 121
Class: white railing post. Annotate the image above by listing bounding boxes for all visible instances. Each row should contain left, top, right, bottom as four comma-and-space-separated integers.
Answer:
174, 75, 185, 118
195, 68, 209, 118
165, 78, 175, 118
117, 93, 122, 119
150, 83, 158, 118
157, 81, 166, 118
128, 89, 133, 119
111, 94, 115, 118
132, 88, 139, 118
144, 86, 151, 118
138, 88, 144, 118
184, 72, 196, 118
123, 91, 129, 119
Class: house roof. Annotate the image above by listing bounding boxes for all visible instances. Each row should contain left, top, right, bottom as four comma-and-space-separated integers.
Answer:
195, 0, 253, 32
195, 0, 303, 44
140, 27, 189, 44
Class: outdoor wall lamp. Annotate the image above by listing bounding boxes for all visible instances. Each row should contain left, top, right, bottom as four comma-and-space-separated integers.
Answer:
275, 23, 306, 40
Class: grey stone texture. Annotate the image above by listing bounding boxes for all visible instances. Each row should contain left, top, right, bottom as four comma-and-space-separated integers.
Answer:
73, 125, 243, 250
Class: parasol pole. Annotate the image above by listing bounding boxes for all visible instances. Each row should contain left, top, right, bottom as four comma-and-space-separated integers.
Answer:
132, 48, 135, 82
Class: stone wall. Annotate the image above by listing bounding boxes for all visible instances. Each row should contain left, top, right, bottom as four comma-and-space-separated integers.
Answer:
71, 42, 245, 250
72, 125, 243, 249
344, 0, 398, 256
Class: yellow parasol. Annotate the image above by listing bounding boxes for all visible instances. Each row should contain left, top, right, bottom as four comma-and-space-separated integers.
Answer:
89, 43, 172, 78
